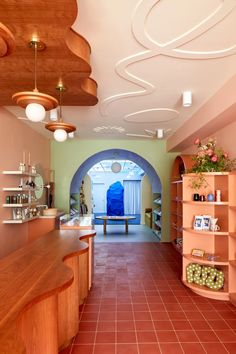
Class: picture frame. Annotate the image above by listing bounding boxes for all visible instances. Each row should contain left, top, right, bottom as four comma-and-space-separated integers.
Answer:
202, 215, 211, 231
191, 249, 205, 257
193, 215, 203, 230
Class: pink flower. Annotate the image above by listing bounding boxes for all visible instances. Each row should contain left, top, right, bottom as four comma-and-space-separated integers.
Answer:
224, 152, 228, 159
211, 155, 218, 162
194, 138, 200, 145
206, 149, 213, 156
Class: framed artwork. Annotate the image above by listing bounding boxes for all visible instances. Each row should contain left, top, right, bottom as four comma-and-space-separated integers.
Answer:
191, 249, 205, 257
202, 215, 211, 231
193, 215, 203, 230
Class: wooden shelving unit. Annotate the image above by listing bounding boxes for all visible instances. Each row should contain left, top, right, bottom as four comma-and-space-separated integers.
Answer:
152, 193, 161, 240
170, 155, 193, 254
182, 171, 236, 303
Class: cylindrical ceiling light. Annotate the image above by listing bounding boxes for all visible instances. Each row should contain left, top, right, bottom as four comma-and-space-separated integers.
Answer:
157, 129, 164, 139
182, 91, 192, 107
12, 40, 58, 121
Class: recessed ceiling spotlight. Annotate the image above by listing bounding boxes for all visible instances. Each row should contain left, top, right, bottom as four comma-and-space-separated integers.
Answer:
182, 91, 192, 107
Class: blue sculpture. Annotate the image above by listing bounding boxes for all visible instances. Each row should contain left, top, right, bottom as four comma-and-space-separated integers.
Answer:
107, 181, 124, 216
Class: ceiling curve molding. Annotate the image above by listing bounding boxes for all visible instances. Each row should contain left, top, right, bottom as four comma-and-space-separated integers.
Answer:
0, 0, 98, 106
0, 23, 15, 57
100, 0, 236, 116
93, 126, 125, 134
124, 108, 179, 123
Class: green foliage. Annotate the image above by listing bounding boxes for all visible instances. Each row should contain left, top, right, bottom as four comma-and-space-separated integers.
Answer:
188, 174, 209, 191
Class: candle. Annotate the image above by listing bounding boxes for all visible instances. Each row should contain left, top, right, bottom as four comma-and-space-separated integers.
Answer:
28, 152, 31, 166
23, 151, 25, 164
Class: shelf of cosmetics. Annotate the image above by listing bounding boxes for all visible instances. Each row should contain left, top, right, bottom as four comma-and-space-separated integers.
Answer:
11, 206, 40, 221
193, 190, 221, 202
3, 178, 38, 193
4, 193, 38, 205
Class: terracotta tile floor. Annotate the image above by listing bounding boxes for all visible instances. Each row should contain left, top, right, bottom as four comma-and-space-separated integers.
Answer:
60, 243, 236, 354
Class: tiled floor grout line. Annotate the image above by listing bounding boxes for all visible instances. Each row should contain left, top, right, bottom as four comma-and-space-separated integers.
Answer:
145, 270, 163, 354
91, 298, 100, 354
62, 242, 236, 354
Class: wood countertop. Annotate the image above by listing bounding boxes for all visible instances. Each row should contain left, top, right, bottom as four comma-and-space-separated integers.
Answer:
0, 229, 95, 353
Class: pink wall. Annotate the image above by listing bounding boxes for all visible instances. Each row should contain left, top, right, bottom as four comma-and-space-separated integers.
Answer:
0, 107, 50, 258
182, 120, 236, 160
167, 74, 236, 152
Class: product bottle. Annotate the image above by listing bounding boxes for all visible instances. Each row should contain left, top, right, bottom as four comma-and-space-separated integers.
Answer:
216, 190, 221, 202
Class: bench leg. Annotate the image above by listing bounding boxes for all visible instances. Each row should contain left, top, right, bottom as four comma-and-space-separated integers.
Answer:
125, 220, 128, 234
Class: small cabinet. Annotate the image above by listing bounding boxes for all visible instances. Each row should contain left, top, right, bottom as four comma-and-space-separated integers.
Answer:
2, 171, 41, 223
182, 172, 236, 303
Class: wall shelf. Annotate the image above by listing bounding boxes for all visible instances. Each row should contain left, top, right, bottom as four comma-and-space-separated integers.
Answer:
2, 170, 39, 224
183, 254, 228, 266
183, 227, 228, 236
182, 171, 236, 304
183, 201, 229, 206
3, 216, 38, 224
152, 193, 162, 239
2, 171, 39, 177
2, 203, 31, 208
170, 155, 193, 253
182, 280, 229, 301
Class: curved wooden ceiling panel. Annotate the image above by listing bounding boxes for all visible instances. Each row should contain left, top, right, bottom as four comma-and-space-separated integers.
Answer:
0, 0, 98, 106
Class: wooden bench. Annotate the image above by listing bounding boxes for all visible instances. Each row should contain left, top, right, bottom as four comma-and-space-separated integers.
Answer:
0, 228, 96, 354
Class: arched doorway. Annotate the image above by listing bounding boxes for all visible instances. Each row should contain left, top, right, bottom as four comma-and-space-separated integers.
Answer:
70, 148, 162, 237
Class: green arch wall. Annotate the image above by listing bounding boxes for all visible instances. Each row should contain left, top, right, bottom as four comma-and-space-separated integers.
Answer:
51, 139, 178, 241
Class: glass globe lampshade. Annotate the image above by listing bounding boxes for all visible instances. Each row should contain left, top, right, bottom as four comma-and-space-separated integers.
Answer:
111, 162, 121, 173
54, 128, 67, 142
25, 103, 46, 122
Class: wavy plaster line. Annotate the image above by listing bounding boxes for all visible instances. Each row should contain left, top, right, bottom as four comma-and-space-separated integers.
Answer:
133, 0, 236, 50
100, 0, 236, 117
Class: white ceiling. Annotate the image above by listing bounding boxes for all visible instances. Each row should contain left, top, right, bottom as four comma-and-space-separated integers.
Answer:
5, 0, 236, 141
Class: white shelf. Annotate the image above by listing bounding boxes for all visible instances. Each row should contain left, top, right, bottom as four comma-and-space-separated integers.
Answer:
153, 210, 161, 216
2, 171, 38, 177
2, 203, 30, 207
2, 216, 38, 224
153, 199, 161, 205
2, 187, 36, 192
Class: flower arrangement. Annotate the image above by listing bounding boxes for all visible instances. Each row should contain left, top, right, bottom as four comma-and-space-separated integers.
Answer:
189, 138, 236, 173
187, 138, 236, 190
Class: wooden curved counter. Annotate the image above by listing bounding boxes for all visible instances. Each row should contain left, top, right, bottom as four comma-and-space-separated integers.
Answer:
78, 229, 96, 304
0, 228, 95, 354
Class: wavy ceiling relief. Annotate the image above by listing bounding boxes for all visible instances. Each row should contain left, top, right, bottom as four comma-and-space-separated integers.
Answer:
0, 0, 98, 106
100, 0, 236, 122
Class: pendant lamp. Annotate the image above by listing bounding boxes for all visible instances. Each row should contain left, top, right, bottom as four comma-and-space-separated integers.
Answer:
12, 39, 58, 122
45, 84, 76, 142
